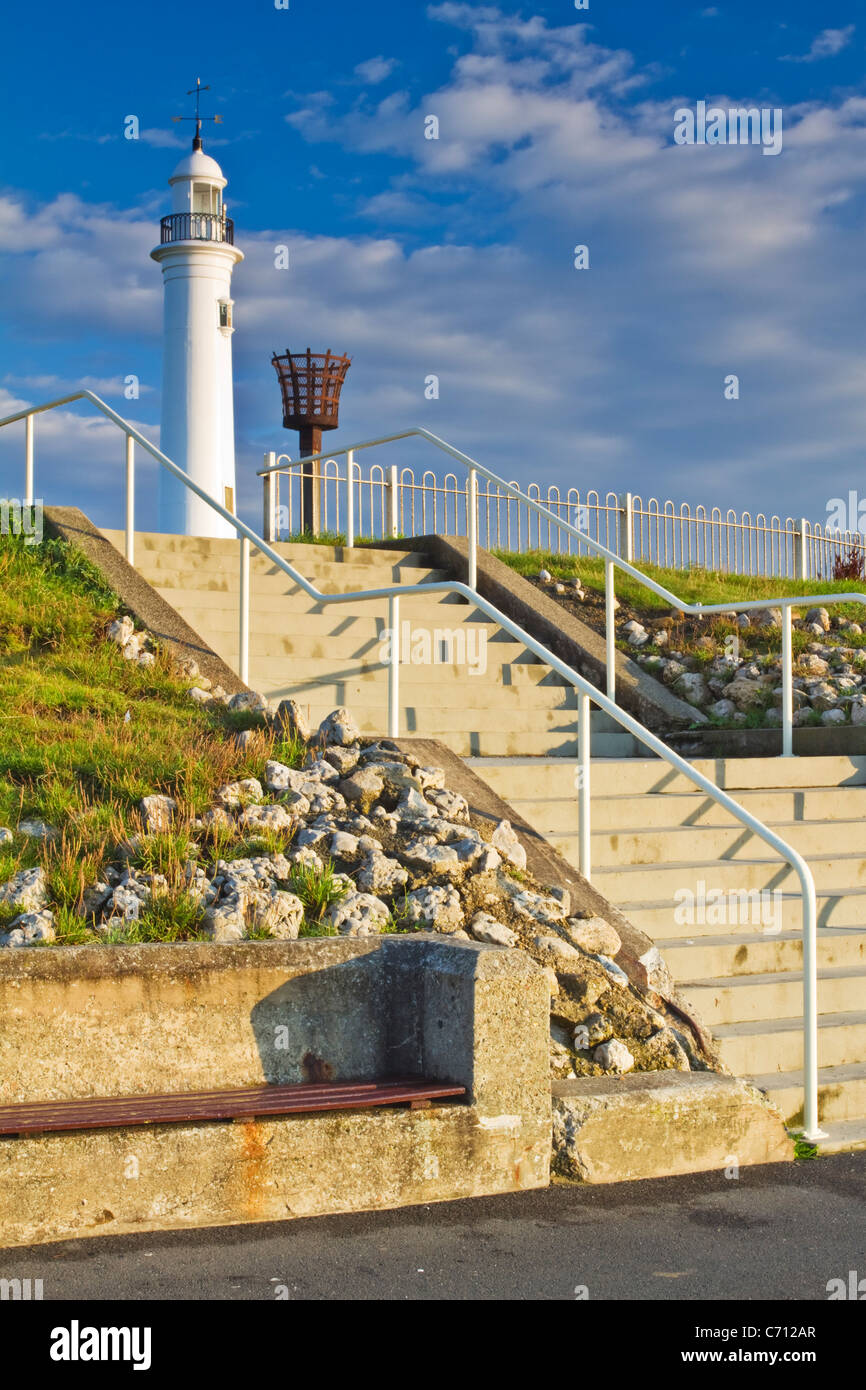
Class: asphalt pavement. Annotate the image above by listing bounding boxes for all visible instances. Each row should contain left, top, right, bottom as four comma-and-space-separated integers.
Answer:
3, 1151, 865, 1302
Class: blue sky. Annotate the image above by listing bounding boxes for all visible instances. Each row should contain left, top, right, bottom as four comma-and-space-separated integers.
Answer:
1, 0, 865, 532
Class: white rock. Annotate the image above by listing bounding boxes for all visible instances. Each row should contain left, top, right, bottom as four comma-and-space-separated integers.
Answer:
594, 1039, 635, 1073
403, 884, 464, 932
121, 635, 142, 661
563, 916, 621, 956
674, 672, 709, 708
707, 698, 737, 720
821, 708, 846, 725
0, 909, 55, 947
0, 867, 48, 913
264, 761, 306, 794
340, 767, 386, 806
469, 912, 517, 947
490, 820, 527, 871
426, 788, 469, 822
188, 687, 214, 705
107, 885, 145, 921
357, 851, 409, 895
17, 819, 57, 840
107, 616, 134, 646
533, 934, 582, 965
416, 766, 446, 792
228, 691, 271, 714
401, 839, 463, 879
139, 794, 177, 833
396, 787, 439, 821
137, 650, 156, 669
240, 803, 295, 833
215, 778, 264, 809
301, 756, 341, 785
322, 746, 359, 776
330, 831, 361, 861
805, 607, 831, 632
0, 828, 13, 845
202, 900, 246, 943
317, 707, 361, 747
497, 872, 565, 927
328, 892, 391, 937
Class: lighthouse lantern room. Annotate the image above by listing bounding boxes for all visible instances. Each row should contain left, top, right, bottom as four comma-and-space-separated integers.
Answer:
151, 82, 243, 537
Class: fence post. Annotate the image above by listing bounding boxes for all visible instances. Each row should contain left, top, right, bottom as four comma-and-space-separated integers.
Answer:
386, 464, 399, 538
239, 536, 250, 686
794, 518, 809, 581
781, 604, 794, 757
467, 468, 478, 590
605, 558, 616, 702
617, 492, 633, 563
24, 414, 34, 505
346, 450, 355, 549
125, 435, 135, 567
263, 452, 278, 543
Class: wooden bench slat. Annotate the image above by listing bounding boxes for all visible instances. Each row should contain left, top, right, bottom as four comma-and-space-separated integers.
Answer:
0, 1079, 467, 1137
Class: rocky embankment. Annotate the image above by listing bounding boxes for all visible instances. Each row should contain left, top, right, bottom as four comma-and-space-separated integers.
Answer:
0, 617, 711, 1085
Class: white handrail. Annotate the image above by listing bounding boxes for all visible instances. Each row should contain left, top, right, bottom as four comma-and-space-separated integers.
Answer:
259, 427, 866, 758
0, 391, 828, 1141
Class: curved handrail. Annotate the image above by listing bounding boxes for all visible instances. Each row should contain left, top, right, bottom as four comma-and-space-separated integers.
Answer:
0, 391, 827, 1140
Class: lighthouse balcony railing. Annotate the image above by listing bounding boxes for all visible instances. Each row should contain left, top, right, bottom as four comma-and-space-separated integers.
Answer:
159, 212, 234, 246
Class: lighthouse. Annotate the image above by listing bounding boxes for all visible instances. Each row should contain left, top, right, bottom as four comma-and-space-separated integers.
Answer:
151, 86, 243, 537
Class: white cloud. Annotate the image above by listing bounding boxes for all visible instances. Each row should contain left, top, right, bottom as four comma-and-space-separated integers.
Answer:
5, 4, 866, 528
782, 25, 855, 63
354, 56, 399, 85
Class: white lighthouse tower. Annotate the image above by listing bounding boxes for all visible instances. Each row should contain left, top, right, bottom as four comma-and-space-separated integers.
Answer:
151, 85, 243, 537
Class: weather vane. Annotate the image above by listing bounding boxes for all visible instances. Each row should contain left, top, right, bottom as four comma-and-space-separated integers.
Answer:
172, 78, 223, 150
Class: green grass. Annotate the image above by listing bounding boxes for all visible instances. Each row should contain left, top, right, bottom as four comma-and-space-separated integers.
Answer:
0, 533, 306, 932
493, 548, 866, 621
103, 890, 207, 944
290, 858, 349, 928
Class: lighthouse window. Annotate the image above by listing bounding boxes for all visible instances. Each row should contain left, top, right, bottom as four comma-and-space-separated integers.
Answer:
218, 301, 233, 329
192, 183, 218, 214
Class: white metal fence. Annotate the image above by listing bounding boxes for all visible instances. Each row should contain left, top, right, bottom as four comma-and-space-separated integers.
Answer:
263, 451, 866, 581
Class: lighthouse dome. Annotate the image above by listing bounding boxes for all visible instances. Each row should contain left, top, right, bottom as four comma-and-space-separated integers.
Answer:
169, 147, 226, 185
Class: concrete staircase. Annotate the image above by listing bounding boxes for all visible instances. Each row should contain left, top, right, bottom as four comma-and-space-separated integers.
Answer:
106, 530, 866, 1151
103, 531, 639, 759
470, 754, 866, 1152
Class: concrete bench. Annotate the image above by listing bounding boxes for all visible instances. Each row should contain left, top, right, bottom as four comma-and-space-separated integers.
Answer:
0, 934, 550, 1246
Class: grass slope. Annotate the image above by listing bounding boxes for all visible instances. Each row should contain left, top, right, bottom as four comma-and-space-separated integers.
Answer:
0, 534, 306, 943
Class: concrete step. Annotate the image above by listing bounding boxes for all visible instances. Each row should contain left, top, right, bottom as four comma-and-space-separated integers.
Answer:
267, 711, 634, 755
622, 889, 866, 937
206, 628, 537, 664
151, 570, 457, 598
103, 531, 436, 569
156, 590, 494, 624
680, 966, 866, 1027
752, 1061, 866, 1127
713, 1011, 866, 1076
245, 659, 598, 688
469, 755, 866, 799
658, 928, 866, 979
549, 818, 865, 868
511, 786, 866, 831
815, 1118, 866, 1153
591, 854, 866, 903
